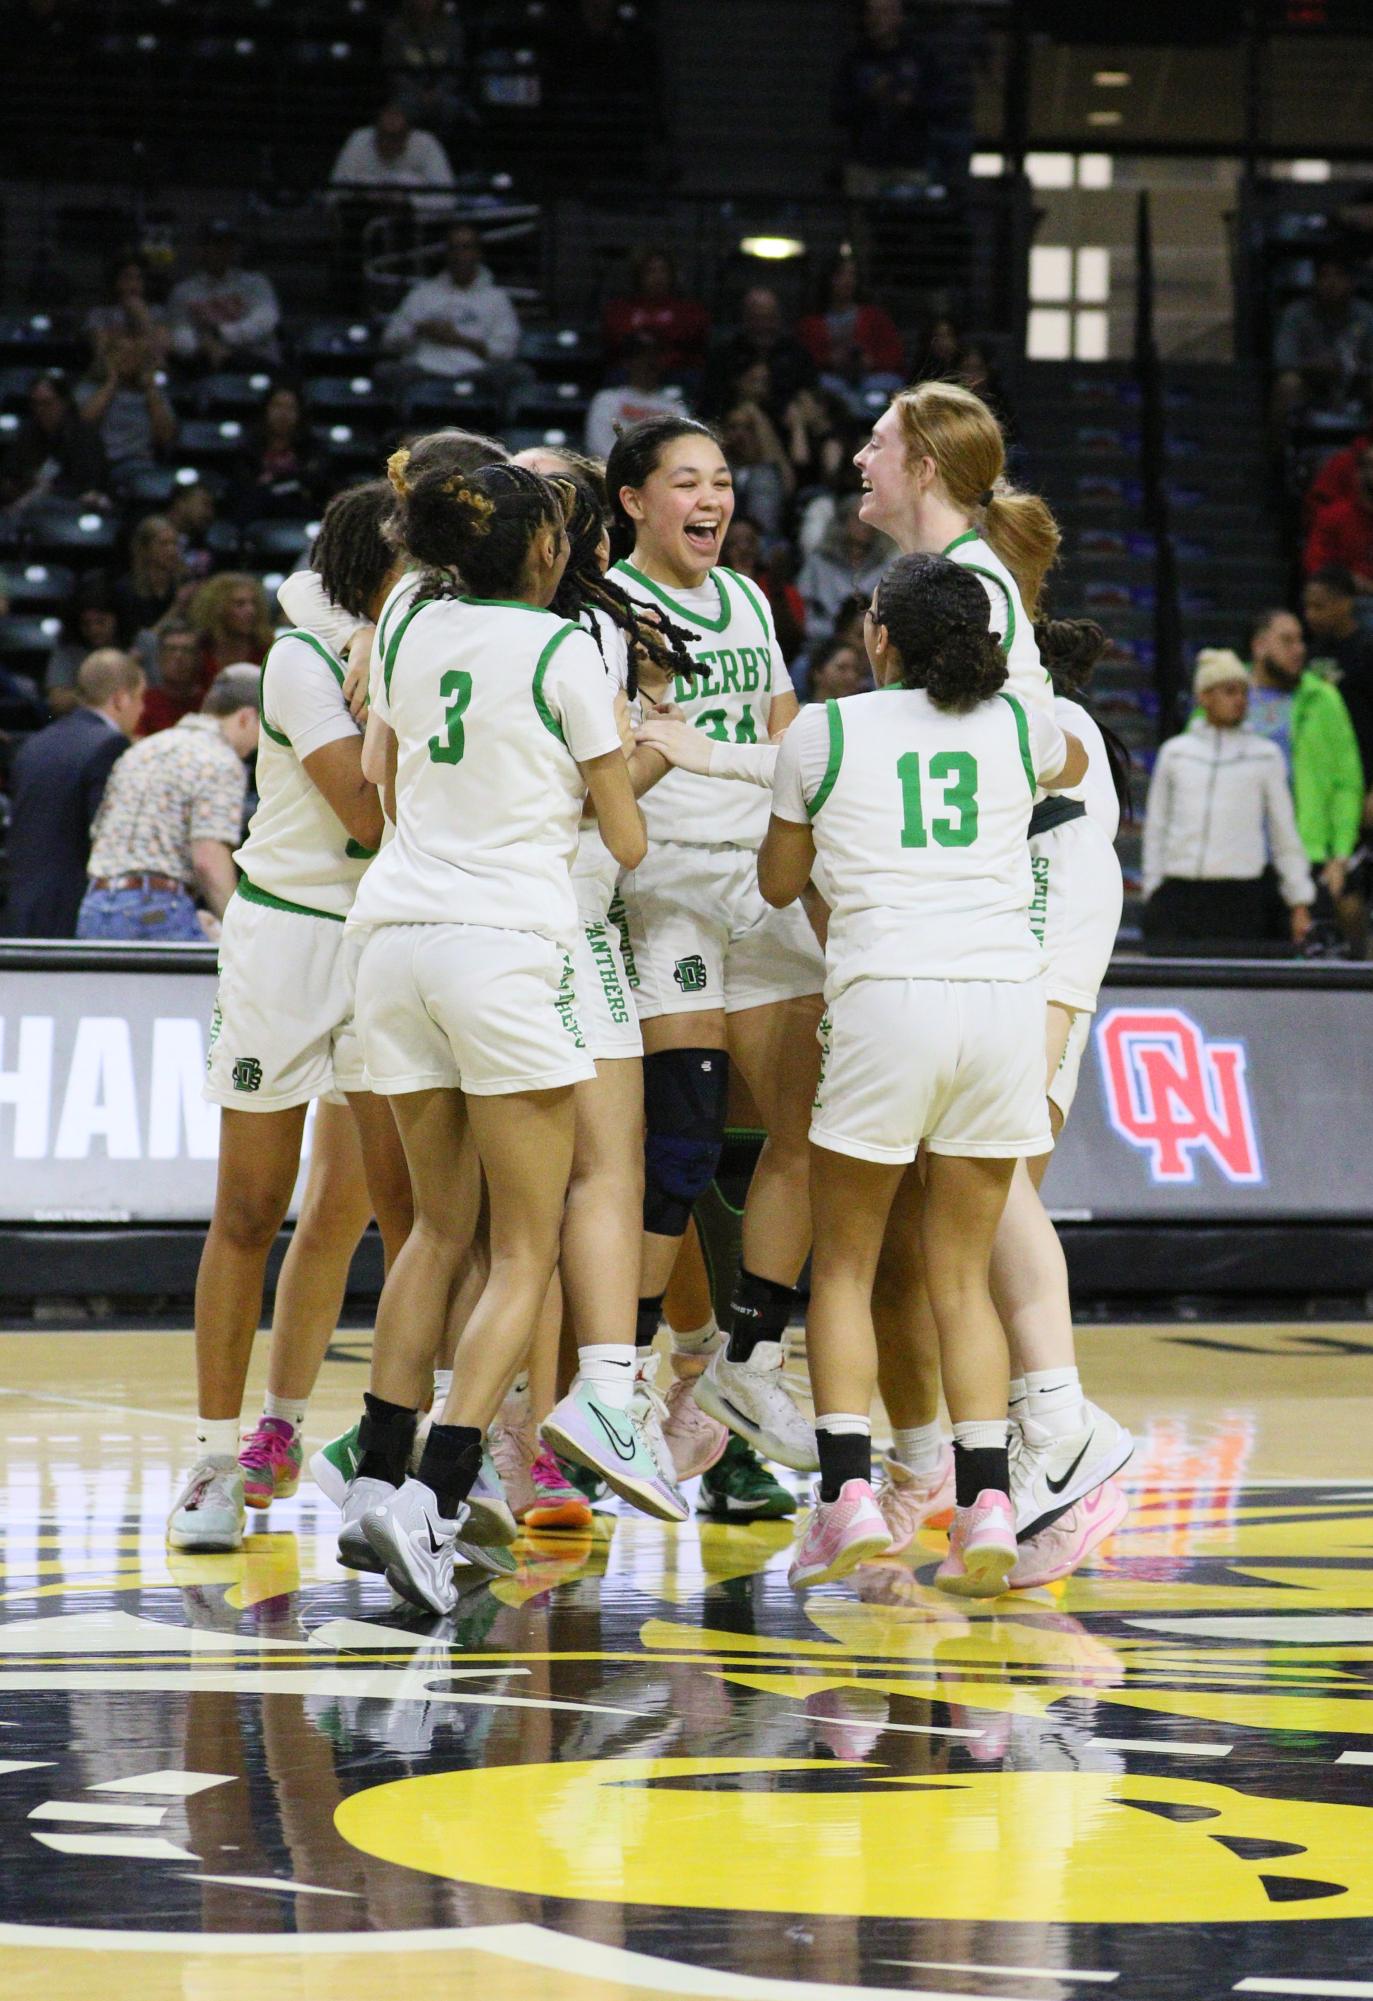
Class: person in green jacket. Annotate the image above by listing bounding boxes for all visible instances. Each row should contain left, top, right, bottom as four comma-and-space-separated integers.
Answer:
1247, 608, 1364, 917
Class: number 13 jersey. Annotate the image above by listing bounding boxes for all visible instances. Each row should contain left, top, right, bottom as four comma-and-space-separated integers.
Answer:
613, 560, 792, 848
771, 686, 1068, 997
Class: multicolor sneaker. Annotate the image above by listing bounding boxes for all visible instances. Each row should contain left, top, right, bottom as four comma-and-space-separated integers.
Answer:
935, 1488, 1017, 1599
661, 1373, 729, 1481
310, 1422, 360, 1509
788, 1480, 892, 1588
630, 1359, 691, 1518
462, 1447, 518, 1546
560, 1454, 608, 1505
1010, 1477, 1129, 1589
540, 1380, 688, 1523
1011, 1400, 1134, 1540
239, 1417, 303, 1509
693, 1342, 818, 1472
524, 1446, 594, 1531
697, 1435, 796, 1520
487, 1394, 539, 1522
874, 1445, 955, 1554
167, 1455, 245, 1553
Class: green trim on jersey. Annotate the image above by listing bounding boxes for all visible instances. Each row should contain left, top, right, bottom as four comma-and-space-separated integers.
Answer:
807, 699, 845, 818
997, 691, 1036, 797
531, 621, 581, 742
615, 559, 731, 633
942, 529, 981, 556
376, 570, 418, 667
382, 596, 434, 703
959, 561, 1016, 657
237, 874, 345, 924
720, 566, 772, 645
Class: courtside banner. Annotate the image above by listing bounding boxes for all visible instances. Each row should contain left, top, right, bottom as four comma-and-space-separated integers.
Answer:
1, 951, 1371, 1223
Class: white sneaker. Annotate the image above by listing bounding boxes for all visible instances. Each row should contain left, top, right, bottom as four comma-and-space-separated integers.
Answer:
628, 1360, 690, 1522
693, 1342, 818, 1473
1011, 1400, 1134, 1538
167, 1455, 244, 1552
337, 1475, 396, 1573
360, 1477, 465, 1614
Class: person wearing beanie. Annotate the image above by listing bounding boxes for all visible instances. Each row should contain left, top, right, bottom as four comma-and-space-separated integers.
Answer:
1141, 649, 1315, 951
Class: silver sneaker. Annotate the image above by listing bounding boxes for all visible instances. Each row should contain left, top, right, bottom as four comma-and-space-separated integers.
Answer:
361, 1477, 515, 1613
167, 1454, 244, 1552
693, 1342, 818, 1472
1012, 1399, 1134, 1538
337, 1475, 396, 1573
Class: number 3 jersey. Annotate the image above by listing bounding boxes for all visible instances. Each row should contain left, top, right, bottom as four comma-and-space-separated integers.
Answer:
349, 594, 622, 946
613, 560, 792, 849
771, 686, 1068, 997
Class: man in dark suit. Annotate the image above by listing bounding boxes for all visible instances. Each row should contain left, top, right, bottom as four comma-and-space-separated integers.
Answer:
4, 648, 145, 936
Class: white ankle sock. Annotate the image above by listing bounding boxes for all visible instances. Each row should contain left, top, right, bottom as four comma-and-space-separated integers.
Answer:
577, 1343, 636, 1411
952, 1418, 1011, 1453
672, 1315, 722, 1357
432, 1367, 453, 1410
890, 1421, 945, 1476
1023, 1367, 1087, 1437
1008, 1376, 1027, 1412
263, 1392, 305, 1432
197, 1418, 240, 1459
816, 1412, 870, 1438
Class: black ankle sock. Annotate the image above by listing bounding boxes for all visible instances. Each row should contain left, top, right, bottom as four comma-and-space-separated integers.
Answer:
636, 1293, 665, 1350
417, 1422, 484, 1519
953, 1442, 1010, 1509
817, 1428, 870, 1503
356, 1392, 417, 1489
726, 1267, 797, 1363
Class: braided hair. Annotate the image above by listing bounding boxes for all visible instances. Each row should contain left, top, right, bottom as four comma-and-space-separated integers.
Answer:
390, 457, 568, 601
310, 479, 396, 619
874, 553, 1006, 713
385, 427, 509, 560
549, 467, 699, 697
1034, 616, 1133, 822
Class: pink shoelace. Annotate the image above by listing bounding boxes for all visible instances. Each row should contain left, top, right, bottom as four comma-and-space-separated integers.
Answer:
240, 1417, 294, 1471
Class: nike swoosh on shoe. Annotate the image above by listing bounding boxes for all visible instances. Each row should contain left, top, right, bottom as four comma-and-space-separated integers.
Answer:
1045, 1432, 1094, 1496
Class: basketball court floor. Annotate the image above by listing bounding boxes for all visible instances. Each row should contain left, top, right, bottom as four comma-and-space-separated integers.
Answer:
3, 1317, 1372, 2001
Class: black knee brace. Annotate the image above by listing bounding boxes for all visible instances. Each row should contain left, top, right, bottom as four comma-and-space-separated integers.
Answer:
642, 1046, 730, 1237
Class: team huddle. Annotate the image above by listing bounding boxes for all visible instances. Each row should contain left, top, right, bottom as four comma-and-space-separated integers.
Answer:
167, 379, 1135, 1611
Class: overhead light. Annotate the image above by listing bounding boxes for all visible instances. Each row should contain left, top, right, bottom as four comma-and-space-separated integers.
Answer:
1088, 110, 1123, 126
1093, 69, 1130, 86
739, 235, 806, 261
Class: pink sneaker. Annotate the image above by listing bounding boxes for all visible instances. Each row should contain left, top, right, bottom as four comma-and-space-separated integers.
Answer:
875, 1445, 955, 1553
662, 1374, 729, 1481
239, 1417, 302, 1510
935, 1488, 1017, 1598
524, 1446, 594, 1531
1010, 1477, 1129, 1589
788, 1479, 892, 1589
488, 1393, 538, 1522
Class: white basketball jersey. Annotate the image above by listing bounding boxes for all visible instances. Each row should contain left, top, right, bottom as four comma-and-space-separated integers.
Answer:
1054, 694, 1120, 842
570, 609, 633, 912
613, 560, 792, 848
235, 631, 372, 919
773, 686, 1067, 993
943, 530, 1053, 721
350, 595, 622, 945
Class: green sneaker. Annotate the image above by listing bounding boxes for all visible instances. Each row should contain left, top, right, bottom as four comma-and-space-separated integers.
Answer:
697, 1436, 797, 1520
310, 1423, 360, 1508
558, 1452, 608, 1505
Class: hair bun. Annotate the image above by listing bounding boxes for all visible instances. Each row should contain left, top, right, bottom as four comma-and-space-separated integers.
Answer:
386, 446, 412, 499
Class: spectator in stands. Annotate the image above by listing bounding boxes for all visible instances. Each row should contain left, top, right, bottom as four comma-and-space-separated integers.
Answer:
114, 515, 190, 644
1142, 651, 1314, 951
231, 384, 322, 520
1304, 441, 1373, 589
77, 664, 259, 943
166, 479, 218, 580
784, 387, 857, 520
805, 631, 871, 702
168, 222, 281, 371
43, 574, 121, 702
383, 0, 470, 135
798, 251, 905, 400
189, 573, 274, 683
721, 395, 794, 539
137, 621, 205, 737
3, 648, 145, 938
1306, 427, 1371, 530
77, 336, 177, 493
381, 221, 521, 391
584, 335, 685, 459
85, 254, 171, 373
1248, 605, 1366, 921
602, 250, 711, 377
1273, 255, 1373, 423
721, 517, 805, 660
795, 494, 891, 632
1304, 564, 1373, 815
703, 287, 816, 423
329, 99, 457, 219
0, 372, 109, 512
915, 313, 964, 379
834, 0, 945, 193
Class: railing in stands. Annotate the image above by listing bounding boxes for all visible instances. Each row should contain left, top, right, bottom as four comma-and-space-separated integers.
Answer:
1133, 189, 1185, 743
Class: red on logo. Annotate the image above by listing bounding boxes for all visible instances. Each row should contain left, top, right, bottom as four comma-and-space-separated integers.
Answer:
1095, 1007, 1263, 1185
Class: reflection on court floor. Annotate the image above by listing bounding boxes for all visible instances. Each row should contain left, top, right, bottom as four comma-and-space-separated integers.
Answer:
2, 1324, 1373, 2001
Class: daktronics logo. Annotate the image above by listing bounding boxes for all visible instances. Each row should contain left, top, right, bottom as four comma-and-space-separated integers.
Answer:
1095, 1006, 1263, 1186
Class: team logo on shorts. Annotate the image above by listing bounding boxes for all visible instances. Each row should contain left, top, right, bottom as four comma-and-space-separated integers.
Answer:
673, 954, 709, 994
232, 1057, 264, 1094
1096, 1006, 1262, 1185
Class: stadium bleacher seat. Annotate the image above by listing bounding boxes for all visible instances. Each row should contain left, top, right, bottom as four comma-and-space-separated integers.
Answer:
175, 418, 248, 468
0, 613, 62, 667
19, 502, 120, 563
400, 376, 506, 434
293, 320, 383, 374
0, 315, 85, 372
503, 426, 578, 455
508, 381, 589, 430
311, 423, 382, 473
241, 518, 319, 564
519, 327, 600, 386
196, 372, 276, 421
0, 563, 75, 614
304, 376, 395, 424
